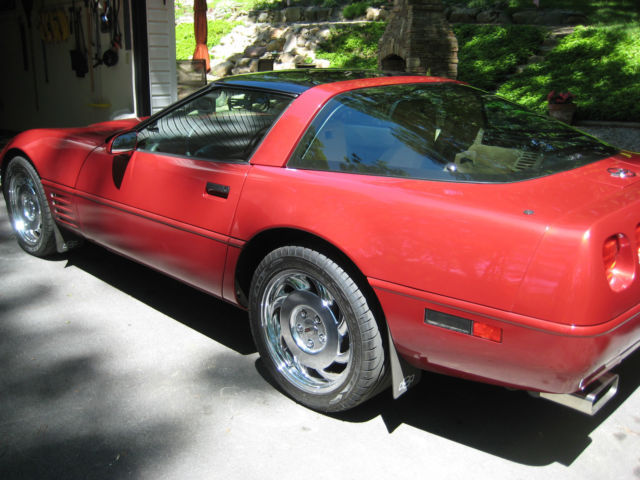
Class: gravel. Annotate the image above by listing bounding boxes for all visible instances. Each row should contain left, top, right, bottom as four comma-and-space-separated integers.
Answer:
578, 125, 640, 152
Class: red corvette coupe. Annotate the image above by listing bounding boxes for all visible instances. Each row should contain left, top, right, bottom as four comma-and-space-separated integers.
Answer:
2, 70, 640, 414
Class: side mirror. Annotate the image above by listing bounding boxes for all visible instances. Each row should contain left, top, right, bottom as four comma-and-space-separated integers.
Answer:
109, 131, 138, 154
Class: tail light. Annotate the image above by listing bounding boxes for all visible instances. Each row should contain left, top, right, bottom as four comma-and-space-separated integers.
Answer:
603, 235, 620, 282
603, 234, 633, 291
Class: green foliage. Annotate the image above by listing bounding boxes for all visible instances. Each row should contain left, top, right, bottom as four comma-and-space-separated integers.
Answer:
175, 20, 241, 60
455, 25, 546, 91
315, 23, 387, 69
497, 24, 640, 121
342, 2, 369, 20
441, 0, 640, 24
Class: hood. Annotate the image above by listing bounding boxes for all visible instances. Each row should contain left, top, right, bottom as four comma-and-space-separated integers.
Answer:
1, 118, 141, 188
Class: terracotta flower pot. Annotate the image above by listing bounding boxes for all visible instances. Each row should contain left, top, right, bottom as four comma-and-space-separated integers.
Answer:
548, 103, 577, 124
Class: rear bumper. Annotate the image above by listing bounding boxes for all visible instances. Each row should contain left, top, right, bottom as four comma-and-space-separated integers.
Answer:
371, 278, 640, 394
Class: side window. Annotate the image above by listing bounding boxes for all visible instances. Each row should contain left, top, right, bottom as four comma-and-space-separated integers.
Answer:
137, 88, 292, 161
288, 88, 456, 179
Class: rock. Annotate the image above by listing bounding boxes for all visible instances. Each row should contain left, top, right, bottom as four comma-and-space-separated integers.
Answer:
271, 28, 286, 39
366, 7, 381, 21
283, 32, 297, 53
284, 6, 301, 22
256, 28, 272, 44
266, 38, 286, 51
316, 8, 331, 22
498, 11, 512, 24
512, 10, 538, 24
279, 52, 297, 65
539, 10, 569, 24
211, 61, 234, 78
512, 9, 586, 25
449, 7, 479, 23
565, 13, 588, 25
528, 55, 545, 64
318, 28, 331, 40
244, 45, 267, 58
232, 65, 252, 75
236, 57, 251, 68
304, 7, 318, 22
477, 10, 501, 23
257, 11, 269, 23
249, 59, 260, 73
293, 54, 308, 65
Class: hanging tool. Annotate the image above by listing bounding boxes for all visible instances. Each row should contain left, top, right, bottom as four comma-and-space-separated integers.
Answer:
100, 0, 111, 33
86, 0, 94, 90
41, 39, 49, 83
22, 0, 39, 111
19, 20, 28, 71
102, 0, 121, 67
69, 2, 88, 77
91, 0, 103, 68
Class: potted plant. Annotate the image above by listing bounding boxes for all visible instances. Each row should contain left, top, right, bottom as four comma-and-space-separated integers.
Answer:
547, 90, 576, 124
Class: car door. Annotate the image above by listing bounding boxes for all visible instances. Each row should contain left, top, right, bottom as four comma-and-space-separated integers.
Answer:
75, 86, 293, 297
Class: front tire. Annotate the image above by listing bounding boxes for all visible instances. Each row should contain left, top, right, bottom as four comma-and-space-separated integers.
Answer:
249, 246, 387, 412
3, 156, 56, 257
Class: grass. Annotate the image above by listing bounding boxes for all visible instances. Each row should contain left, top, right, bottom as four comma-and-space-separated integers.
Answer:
497, 23, 640, 121
315, 23, 387, 69
175, 20, 241, 60
441, 0, 640, 24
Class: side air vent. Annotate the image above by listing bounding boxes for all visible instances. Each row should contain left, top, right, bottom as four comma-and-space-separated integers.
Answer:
514, 151, 542, 171
50, 192, 79, 229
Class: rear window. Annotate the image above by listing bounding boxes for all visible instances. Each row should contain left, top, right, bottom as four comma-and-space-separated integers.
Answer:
288, 83, 617, 183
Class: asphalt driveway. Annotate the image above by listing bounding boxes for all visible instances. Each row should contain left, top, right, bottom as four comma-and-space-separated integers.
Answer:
1, 197, 640, 480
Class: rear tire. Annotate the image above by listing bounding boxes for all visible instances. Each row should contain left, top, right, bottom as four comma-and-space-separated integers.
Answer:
3, 156, 57, 257
249, 246, 387, 412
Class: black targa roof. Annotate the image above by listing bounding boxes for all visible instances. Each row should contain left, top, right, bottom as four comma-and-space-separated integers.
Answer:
215, 69, 423, 94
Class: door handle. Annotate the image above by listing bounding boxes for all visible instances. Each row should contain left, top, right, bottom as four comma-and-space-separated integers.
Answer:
206, 182, 230, 199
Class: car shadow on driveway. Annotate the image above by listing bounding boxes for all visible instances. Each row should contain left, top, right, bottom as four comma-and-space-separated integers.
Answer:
64, 241, 640, 468
335, 347, 640, 467
64, 241, 256, 356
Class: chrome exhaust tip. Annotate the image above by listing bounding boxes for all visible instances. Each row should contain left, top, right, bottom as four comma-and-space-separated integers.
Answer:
533, 372, 619, 415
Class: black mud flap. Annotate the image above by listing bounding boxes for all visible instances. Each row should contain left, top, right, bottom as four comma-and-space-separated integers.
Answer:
53, 222, 83, 253
387, 325, 422, 399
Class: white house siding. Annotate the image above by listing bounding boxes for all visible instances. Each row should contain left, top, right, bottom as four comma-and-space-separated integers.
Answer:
146, 0, 177, 114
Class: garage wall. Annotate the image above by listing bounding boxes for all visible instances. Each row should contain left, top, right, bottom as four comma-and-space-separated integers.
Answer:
0, 0, 135, 131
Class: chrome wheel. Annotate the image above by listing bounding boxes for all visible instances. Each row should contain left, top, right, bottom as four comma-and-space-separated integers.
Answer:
4, 156, 57, 257
260, 269, 352, 394
7, 165, 44, 247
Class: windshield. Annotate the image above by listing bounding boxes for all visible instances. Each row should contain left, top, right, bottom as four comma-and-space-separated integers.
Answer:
288, 83, 617, 183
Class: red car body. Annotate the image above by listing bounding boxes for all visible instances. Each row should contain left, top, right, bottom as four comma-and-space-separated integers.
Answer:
2, 71, 640, 413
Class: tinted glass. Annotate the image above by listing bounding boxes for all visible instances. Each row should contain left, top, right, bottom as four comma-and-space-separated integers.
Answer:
288, 84, 617, 182
138, 88, 292, 161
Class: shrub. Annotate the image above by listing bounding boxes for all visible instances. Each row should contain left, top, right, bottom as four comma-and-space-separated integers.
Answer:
316, 22, 387, 69
455, 24, 546, 91
342, 2, 369, 20
496, 24, 640, 121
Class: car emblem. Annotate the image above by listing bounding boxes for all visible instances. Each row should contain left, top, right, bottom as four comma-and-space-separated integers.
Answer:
608, 167, 636, 178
